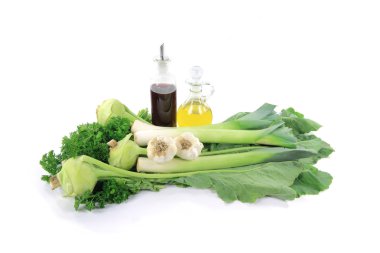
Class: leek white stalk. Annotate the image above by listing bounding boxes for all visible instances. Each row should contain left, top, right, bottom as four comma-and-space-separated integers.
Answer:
131, 119, 161, 133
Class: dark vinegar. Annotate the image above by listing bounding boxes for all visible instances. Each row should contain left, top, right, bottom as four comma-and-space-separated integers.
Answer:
150, 83, 177, 126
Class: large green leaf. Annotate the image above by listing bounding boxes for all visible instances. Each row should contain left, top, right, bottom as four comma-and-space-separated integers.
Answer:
173, 161, 305, 203
297, 134, 334, 164
291, 165, 333, 196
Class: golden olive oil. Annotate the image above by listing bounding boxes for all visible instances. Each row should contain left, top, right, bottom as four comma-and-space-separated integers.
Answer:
177, 101, 213, 127
177, 66, 214, 127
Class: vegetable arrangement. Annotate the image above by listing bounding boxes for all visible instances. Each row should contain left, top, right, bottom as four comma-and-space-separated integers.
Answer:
40, 99, 333, 210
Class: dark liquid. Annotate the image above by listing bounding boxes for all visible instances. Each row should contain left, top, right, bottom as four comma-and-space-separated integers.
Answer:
150, 83, 177, 127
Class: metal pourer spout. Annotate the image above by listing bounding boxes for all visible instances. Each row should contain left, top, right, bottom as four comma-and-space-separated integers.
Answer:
160, 43, 165, 60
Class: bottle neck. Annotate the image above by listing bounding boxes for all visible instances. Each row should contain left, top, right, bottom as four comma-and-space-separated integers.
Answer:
153, 60, 176, 85
157, 60, 169, 74
189, 84, 202, 99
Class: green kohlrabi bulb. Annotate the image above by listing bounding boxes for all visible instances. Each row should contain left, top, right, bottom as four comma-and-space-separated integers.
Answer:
96, 99, 128, 125
108, 134, 146, 170
56, 157, 98, 197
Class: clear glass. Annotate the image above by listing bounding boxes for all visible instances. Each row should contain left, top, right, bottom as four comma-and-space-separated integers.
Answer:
150, 60, 177, 127
177, 81, 214, 127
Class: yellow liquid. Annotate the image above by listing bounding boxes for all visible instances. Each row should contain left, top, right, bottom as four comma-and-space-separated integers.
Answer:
177, 101, 213, 127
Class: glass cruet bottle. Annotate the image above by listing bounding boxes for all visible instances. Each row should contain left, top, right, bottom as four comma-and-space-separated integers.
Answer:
150, 44, 177, 127
177, 66, 214, 127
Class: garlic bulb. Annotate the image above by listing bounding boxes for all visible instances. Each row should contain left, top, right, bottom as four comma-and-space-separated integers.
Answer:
174, 132, 204, 160
147, 136, 177, 163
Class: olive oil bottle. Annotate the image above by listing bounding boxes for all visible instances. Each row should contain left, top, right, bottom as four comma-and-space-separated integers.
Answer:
177, 66, 214, 127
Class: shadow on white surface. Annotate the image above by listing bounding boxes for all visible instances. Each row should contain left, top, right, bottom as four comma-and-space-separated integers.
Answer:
40, 184, 290, 233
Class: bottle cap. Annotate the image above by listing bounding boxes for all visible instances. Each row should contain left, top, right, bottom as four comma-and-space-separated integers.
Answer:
190, 66, 203, 82
187, 66, 214, 98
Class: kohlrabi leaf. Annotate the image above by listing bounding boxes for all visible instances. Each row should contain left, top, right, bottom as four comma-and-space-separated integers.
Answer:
291, 165, 333, 196
173, 161, 305, 203
296, 134, 334, 164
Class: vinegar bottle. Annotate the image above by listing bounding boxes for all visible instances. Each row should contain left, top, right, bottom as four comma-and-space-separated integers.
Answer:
177, 66, 214, 127
150, 44, 177, 127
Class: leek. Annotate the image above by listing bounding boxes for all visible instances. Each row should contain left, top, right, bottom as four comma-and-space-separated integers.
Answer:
137, 147, 315, 173
134, 123, 297, 148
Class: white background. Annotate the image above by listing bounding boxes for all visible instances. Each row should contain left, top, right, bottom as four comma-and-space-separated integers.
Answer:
1, 1, 379, 252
